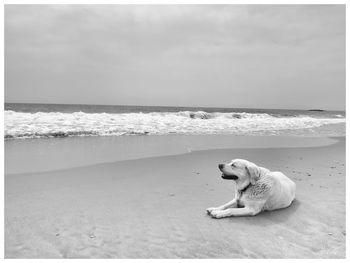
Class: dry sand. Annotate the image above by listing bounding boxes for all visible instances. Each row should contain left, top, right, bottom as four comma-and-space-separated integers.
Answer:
5, 136, 345, 258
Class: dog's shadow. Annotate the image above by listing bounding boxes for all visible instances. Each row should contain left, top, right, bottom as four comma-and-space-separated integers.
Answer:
260, 199, 301, 223
226, 199, 301, 226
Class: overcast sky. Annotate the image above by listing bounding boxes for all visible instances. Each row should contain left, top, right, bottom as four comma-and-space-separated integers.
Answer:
5, 5, 345, 110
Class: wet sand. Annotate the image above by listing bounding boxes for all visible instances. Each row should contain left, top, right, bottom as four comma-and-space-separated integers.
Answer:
5, 136, 345, 258
5, 135, 338, 174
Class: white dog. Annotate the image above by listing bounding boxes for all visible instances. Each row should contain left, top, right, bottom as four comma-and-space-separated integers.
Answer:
207, 159, 296, 218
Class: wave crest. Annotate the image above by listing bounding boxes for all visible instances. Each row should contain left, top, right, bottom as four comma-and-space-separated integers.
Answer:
4, 110, 345, 139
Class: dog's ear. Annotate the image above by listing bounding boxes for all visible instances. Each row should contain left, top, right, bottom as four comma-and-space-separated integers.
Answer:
245, 162, 260, 185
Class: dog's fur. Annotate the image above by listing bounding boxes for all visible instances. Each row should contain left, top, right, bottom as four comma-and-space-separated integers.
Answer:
207, 159, 296, 218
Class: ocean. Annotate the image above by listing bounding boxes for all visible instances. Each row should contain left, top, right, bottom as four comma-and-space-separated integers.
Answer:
4, 103, 346, 139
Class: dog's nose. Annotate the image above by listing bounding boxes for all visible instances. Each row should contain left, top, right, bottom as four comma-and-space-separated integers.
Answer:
218, 164, 224, 170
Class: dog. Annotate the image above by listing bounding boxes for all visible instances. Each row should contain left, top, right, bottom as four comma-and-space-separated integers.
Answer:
207, 159, 296, 218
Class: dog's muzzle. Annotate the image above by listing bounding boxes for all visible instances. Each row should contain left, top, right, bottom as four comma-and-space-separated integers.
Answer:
218, 164, 238, 180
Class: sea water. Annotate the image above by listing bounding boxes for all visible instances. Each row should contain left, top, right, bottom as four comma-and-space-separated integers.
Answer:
5, 103, 345, 139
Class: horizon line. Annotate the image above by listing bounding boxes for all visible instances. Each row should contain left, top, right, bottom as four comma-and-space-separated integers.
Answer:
4, 101, 345, 112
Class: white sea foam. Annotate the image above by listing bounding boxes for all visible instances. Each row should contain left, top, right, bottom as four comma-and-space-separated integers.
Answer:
4, 110, 345, 139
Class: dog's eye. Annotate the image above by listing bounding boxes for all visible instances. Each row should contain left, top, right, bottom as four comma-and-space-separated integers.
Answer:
231, 163, 236, 168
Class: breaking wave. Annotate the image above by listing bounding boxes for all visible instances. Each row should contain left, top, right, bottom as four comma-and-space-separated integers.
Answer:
4, 110, 345, 139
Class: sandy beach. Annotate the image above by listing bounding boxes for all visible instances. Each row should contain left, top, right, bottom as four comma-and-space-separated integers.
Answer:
5, 135, 345, 258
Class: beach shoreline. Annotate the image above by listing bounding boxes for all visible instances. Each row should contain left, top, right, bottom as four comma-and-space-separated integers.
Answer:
5, 135, 340, 174
5, 135, 345, 258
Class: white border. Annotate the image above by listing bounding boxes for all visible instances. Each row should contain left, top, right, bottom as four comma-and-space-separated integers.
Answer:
0, 1, 3, 261
1, 0, 349, 4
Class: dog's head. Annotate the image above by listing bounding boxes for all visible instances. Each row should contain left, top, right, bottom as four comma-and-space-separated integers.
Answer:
218, 159, 261, 188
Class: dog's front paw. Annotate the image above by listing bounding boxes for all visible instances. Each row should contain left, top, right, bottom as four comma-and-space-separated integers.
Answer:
210, 210, 225, 219
206, 207, 217, 215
